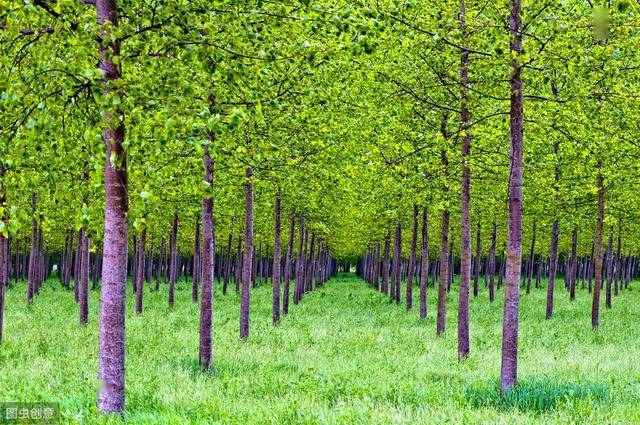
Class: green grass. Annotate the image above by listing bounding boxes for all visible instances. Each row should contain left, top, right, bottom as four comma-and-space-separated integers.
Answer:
0, 273, 639, 424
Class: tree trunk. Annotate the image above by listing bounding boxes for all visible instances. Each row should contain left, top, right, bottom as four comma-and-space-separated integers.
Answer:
79, 226, 90, 324
282, 208, 295, 316
473, 226, 481, 298
168, 212, 178, 306
437, 148, 450, 337
96, 0, 128, 412
382, 231, 390, 296
406, 206, 418, 310
592, 161, 604, 329
546, 146, 560, 319
0, 166, 7, 344
294, 214, 305, 305
134, 229, 146, 314
605, 230, 613, 309
488, 222, 497, 303
27, 194, 37, 305
192, 220, 201, 303
199, 143, 215, 369
500, 0, 523, 395
239, 167, 253, 339
569, 227, 578, 301
272, 187, 282, 325
458, 0, 472, 357
419, 208, 429, 319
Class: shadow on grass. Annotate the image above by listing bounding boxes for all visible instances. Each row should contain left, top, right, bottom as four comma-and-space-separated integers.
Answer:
464, 377, 610, 412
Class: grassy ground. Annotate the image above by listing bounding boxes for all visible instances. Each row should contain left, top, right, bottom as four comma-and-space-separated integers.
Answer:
0, 273, 638, 424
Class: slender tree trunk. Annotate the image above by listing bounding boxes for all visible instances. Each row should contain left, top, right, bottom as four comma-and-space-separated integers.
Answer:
489, 222, 497, 303
134, 229, 146, 315
199, 143, 215, 369
525, 222, 536, 294
437, 147, 450, 337
605, 230, 613, 309
419, 208, 429, 319
546, 188, 559, 318
614, 231, 621, 296
27, 194, 37, 305
392, 223, 402, 304
294, 214, 305, 305
168, 213, 178, 306
500, 0, 523, 394
406, 206, 418, 310
592, 161, 604, 329
79, 226, 90, 324
272, 187, 282, 325
240, 167, 253, 339
569, 227, 578, 301
382, 231, 390, 296
473, 226, 481, 298
223, 230, 232, 295
282, 208, 295, 316
0, 166, 7, 344
192, 220, 201, 303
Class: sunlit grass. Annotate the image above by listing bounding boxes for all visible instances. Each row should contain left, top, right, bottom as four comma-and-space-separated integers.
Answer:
0, 273, 638, 423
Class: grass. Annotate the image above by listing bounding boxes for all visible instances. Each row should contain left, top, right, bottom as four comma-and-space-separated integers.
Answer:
0, 273, 639, 424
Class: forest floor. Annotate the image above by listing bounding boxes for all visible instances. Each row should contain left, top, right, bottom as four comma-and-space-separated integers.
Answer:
0, 273, 639, 424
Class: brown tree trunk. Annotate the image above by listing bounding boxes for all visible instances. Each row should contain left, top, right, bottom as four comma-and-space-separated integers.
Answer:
458, 0, 472, 358
0, 166, 7, 344
96, 0, 128, 412
192, 220, 201, 303
406, 206, 418, 310
134, 228, 146, 315
500, 0, 523, 395
592, 161, 604, 329
79, 226, 90, 324
240, 167, 253, 339
168, 213, 178, 306
282, 208, 295, 316
473, 226, 481, 298
27, 194, 37, 305
381, 231, 390, 296
392, 223, 402, 304
569, 227, 578, 301
605, 230, 613, 309
272, 187, 282, 325
437, 148, 450, 337
419, 208, 429, 319
199, 143, 215, 369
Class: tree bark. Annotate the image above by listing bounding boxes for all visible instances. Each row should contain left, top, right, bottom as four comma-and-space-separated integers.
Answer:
500, 0, 523, 395
569, 227, 578, 301
546, 142, 560, 319
239, 167, 253, 339
192, 220, 201, 303
406, 206, 418, 310
272, 187, 282, 325
79, 226, 90, 324
199, 143, 215, 369
134, 228, 146, 315
282, 208, 295, 316
437, 148, 450, 337
605, 230, 613, 309
168, 213, 178, 306
96, 0, 128, 412
419, 208, 429, 319
489, 222, 497, 303
592, 161, 604, 329
382, 231, 390, 296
